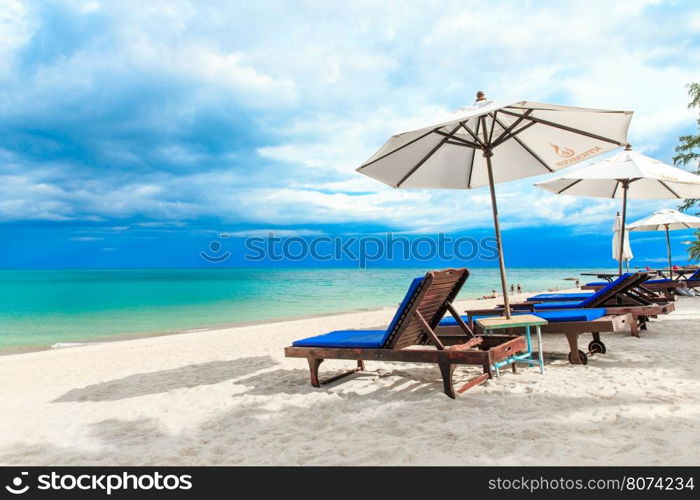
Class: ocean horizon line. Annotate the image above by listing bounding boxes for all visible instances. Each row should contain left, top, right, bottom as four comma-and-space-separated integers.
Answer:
0, 265, 623, 271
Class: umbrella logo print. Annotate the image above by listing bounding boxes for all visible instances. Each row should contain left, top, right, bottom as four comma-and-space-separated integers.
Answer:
549, 143, 575, 158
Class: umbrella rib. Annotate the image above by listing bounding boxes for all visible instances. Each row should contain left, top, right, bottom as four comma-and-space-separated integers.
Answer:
491, 109, 534, 147
434, 131, 481, 148
445, 140, 480, 148
556, 178, 582, 194
357, 128, 438, 171
487, 112, 497, 143
498, 109, 625, 145
465, 119, 482, 189
466, 148, 476, 188
492, 115, 554, 172
659, 180, 680, 198
459, 120, 485, 148
611, 181, 619, 198
395, 123, 463, 187
480, 115, 489, 144
491, 120, 537, 148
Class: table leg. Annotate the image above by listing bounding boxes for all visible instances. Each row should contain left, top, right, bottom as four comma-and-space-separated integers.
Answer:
536, 326, 544, 374
525, 325, 533, 365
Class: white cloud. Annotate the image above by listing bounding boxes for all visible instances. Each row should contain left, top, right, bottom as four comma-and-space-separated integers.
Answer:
70, 236, 103, 241
0, 0, 697, 232
223, 228, 326, 238
0, 0, 33, 77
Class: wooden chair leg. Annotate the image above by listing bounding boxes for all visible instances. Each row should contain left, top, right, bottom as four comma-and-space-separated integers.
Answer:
438, 363, 456, 399
307, 358, 324, 387
630, 316, 640, 337
357, 360, 365, 371
565, 333, 584, 364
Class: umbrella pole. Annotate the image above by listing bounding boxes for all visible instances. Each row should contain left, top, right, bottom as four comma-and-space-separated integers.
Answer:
665, 224, 672, 279
618, 181, 629, 276
484, 150, 511, 319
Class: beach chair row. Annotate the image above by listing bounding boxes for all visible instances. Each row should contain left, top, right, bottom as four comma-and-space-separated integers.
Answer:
285, 269, 675, 398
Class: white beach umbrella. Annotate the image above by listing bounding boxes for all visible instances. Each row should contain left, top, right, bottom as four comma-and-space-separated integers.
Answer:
357, 93, 632, 317
535, 146, 700, 275
627, 208, 700, 277
612, 213, 633, 270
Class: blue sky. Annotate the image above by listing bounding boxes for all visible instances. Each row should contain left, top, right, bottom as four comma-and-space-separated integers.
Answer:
0, 0, 699, 268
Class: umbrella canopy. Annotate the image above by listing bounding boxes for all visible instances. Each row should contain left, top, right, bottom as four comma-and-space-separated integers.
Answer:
358, 100, 632, 189
357, 94, 632, 317
612, 213, 633, 267
534, 147, 700, 199
535, 146, 700, 275
627, 208, 700, 277
627, 208, 700, 231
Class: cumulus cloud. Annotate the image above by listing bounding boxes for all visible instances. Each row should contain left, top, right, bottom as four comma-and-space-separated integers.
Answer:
0, 0, 697, 235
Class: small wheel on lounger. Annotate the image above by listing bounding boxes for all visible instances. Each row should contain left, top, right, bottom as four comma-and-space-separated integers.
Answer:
588, 340, 606, 354
568, 349, 588, 365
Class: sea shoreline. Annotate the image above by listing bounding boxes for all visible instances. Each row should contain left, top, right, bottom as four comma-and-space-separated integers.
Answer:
1, 267, 588, 354
0, 288, 563, 357
0, 304, 395, 356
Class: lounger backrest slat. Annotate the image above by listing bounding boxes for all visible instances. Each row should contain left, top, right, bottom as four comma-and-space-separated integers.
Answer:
387, 268, 469, 349
583, 272, 648, 307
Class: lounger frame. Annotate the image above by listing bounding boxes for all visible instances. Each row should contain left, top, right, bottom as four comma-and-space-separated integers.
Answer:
284, 268, 527, 398
285, 334, 525, 398
579, 272, 684, 300
437, 313, 631, 365
438, 300, 674, 364
518, 273, 659, 308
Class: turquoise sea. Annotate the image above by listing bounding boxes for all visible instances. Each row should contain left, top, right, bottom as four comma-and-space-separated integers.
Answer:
0, 268, 610, 350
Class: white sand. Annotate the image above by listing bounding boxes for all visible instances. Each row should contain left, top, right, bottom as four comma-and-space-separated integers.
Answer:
1, 293, 699, 466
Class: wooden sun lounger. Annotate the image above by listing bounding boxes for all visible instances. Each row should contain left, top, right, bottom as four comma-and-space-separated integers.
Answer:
446, 273, 676, 365
518, 272, 653, 306
581, 280, 684, 297
437, 312, 632, 365
284, 268, 527, 399
509, 273, 675, 327
502, 302, 674, 336
580, 273, 685, 299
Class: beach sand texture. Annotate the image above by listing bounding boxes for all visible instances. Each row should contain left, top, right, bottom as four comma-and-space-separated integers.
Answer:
1, 293, 699, 466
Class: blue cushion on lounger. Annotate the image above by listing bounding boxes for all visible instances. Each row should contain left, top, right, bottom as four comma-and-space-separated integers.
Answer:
292, 277, 424, 349
645, 278, 673, 284
527, 292, 594, 301
533, 300, 586, 309
532, 308, 606, 322
585, 281, 608, 287
292, 329, 388, 348
686, 269, 700, 281
438, 308, 607, 327
384, 277, 424, 338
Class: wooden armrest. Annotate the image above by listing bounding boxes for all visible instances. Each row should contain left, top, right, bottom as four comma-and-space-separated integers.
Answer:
447, 337, 483, 351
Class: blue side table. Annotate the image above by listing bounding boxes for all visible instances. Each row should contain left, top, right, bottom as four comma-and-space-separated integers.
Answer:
476, 314, 546, 376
